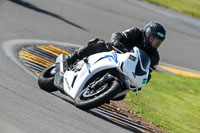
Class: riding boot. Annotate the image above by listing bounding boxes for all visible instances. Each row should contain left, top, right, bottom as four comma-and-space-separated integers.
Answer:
65, 51, 79, 68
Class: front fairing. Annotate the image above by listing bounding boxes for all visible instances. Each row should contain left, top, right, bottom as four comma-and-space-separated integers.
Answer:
63, 51, 120, 99
118, 47, 150, 88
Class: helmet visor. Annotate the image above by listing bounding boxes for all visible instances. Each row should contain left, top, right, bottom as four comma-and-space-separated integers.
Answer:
149, 35, 164, 49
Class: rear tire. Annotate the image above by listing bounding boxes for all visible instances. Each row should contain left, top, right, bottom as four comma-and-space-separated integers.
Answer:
38, 64, 58, 92
75, 80, 121, 110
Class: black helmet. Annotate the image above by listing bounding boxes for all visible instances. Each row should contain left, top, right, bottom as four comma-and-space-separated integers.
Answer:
143, 21, 166, 49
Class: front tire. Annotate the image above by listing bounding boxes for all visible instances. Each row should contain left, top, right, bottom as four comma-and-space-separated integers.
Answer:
38, 64, 58, 92
75, 80, 121, 110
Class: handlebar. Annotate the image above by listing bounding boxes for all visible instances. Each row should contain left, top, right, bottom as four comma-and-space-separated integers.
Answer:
111, 46, 124, 54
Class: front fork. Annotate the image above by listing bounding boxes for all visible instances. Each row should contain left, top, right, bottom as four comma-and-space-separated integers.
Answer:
99, 73, 127, 99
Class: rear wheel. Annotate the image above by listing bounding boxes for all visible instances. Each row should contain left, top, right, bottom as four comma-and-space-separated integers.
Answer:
38, 64, 58, 92
75, 79, 121, 110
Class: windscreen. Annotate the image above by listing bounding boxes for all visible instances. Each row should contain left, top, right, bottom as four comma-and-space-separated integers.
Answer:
139, 49, 151, 70
135, 49, 151, 76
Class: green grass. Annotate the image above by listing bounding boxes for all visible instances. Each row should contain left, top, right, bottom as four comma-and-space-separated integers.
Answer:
144, 0, 200, 19
124, 72, 200, 133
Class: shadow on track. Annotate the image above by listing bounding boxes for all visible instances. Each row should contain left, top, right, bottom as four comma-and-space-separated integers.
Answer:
50, 93, 75, 106
8, 0, 88, 31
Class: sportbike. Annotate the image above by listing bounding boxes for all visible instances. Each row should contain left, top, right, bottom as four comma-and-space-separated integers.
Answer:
38, 46, 150, 110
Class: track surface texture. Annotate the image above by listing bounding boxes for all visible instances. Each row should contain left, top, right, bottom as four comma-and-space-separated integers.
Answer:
0, 0, 200, 133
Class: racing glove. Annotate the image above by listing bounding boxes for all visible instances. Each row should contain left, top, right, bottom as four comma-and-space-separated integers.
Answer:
109, 41, 128, 53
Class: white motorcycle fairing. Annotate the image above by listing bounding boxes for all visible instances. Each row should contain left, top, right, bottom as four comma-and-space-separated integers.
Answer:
62, 47, 150, 99
63, 51, 119, 99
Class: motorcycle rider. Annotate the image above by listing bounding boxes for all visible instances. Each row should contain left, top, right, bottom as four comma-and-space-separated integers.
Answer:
65, 21, 166, 97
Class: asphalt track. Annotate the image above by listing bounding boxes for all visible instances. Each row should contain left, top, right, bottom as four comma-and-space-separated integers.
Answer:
0, 0, 200, 133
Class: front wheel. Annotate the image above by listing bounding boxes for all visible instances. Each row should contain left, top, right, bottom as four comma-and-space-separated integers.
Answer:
38, 64, 58, 92
75, 80, 121, 110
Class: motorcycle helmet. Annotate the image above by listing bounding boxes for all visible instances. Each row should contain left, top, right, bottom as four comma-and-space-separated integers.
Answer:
143, 21, 166, 49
